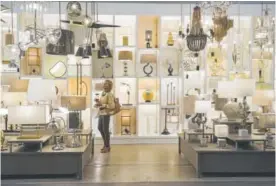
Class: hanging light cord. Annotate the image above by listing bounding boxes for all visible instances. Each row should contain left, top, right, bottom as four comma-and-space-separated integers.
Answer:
238, 2, 240, 33
10, 1, 13, 34
58, 2, 61, 29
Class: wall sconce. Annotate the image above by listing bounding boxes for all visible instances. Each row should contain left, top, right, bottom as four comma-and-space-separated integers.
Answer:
118, 51, 133, 76
49, 61, 67, 78
140, 53, 157, 77
25, 47, 42, 75
145, 30, 152, 48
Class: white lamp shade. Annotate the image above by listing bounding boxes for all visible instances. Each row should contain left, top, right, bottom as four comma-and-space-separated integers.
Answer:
215, 124, 229, 137
252, 90, 274, 106
27, 79, 57, 102
217, 80, 237, 98
0, 108, 8, 115
195, 100, 212, 113
8, 105, 50, 124
234, 79, 256, 97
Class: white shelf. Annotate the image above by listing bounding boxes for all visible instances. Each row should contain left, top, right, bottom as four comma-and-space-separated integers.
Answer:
161, 105, 179, 109
114, 76, 137, 78
138, 102, 159, 105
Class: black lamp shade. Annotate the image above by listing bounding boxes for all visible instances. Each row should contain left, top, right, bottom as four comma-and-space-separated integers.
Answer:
98, 47, 112, 59
83, 45, 92, 58
76, 45, 92, 58
75, 46, 84, 57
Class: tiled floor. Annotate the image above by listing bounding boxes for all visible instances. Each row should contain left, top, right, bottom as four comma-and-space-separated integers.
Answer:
1, 144, 275, 186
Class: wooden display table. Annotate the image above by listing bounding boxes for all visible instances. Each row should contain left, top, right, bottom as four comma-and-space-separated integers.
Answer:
227, 134, 267, 151
178, 133, 275, 177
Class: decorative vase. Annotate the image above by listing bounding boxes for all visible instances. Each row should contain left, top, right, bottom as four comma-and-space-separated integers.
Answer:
143, 89, 154, 102
167, 32, 174, 46
123, 36, 128, 46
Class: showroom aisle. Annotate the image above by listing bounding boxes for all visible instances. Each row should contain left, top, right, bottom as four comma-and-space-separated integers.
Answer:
1, 144, 274, 186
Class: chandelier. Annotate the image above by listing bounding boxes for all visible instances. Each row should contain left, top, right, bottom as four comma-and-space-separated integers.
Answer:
186, 6, 208, 56
201, 2, 233, 43
254, 4, 275, 47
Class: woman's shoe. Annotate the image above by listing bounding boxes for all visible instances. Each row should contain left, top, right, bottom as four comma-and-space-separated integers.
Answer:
101, 147, 109, 153
107, 147, 111, 152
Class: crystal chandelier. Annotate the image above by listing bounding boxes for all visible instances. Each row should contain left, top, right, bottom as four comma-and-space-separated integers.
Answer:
254, 4, 275, 47
186, 6, 208, 56
201, 2, 233, 44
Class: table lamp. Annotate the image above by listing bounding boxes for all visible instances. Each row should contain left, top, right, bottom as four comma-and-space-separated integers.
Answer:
118, 51, 133, 76
183, 95, 197, 119
121, 109, 131, 135
8, 105, 50, 139
215, 125, 228, 148
234, 78, 256, 136
252, 49, 272, 83
27, 79, 57, 104
145, 30, 152, 48
140, 54, 157, 77
139, 79, 158, 103
252, 90, 274, 113
193, 100, 212, 147
61, 95, 86, 148
217, 80, 240, 120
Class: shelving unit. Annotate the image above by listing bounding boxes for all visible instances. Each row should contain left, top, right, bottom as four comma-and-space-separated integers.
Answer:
1, 6, 275, 144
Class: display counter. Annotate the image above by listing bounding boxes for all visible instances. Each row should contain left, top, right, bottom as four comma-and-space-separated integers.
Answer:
178, 133, 275, 177
1, 132, 95, 180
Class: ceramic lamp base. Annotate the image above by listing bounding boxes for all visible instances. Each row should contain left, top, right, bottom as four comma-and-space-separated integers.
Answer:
223, 102, 241, 120
238, 129, 249, 137
217, 138, 227, 148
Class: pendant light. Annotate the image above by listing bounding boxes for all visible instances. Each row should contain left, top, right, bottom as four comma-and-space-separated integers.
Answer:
75, 2, 92, 58
5, 1, 20, 60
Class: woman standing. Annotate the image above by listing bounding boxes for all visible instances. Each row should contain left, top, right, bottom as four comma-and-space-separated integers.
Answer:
94, 80, 115, 153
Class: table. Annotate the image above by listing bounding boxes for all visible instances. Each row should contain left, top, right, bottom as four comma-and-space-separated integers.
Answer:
178, 133, 275, 177
1, 141, 92, 179
227, 134, 267, 151
6, 135, 52, 153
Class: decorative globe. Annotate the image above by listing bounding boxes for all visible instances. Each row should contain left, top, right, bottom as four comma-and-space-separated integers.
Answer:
67, 1, 82, 17
83, 16, 92, 27
143, 89, 154, 103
